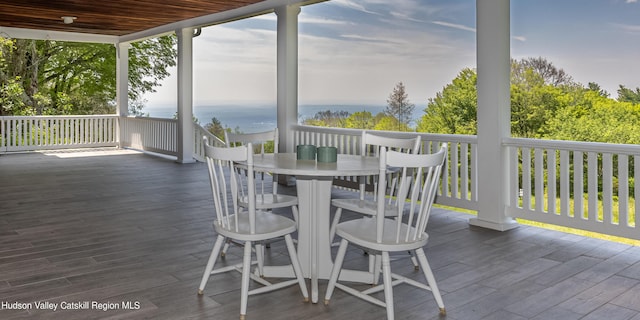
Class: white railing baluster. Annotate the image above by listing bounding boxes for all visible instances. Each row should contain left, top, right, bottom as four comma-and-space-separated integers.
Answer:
451, 142, 459, 199
602, 153, 613, 225
547, 149, 557, 215
574, 151, 584, 219
522, 147, 532, 211
618, 154, 628, 226
461, 143, 469, 201
535, 148, 544, 213
509, 145, 518, 208
560, 150, 570, 216
587, 152, 598, 222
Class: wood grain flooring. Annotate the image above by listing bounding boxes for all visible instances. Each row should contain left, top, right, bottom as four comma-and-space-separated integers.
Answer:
1, 148, 639, 320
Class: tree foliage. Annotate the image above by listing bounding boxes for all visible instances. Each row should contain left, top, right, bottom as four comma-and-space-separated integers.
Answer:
416, 56, 640, 144
544, 91, 640, 144
345, 111, 376, 129
302, 110, 351, 128
416, 68, 477, 134
0, 36, 176, 116
617, 85, 640, 104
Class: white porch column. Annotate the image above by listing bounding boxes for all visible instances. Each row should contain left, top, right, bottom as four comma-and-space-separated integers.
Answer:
469, 0, 518, 231
116, 43, 129, 117
275, 5, 300, 153
176, 28, 196, 164
116, 42, 129, 149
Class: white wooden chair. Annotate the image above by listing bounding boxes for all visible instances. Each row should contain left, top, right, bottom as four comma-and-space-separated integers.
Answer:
329, 131, 422, 269
324, 144, 448, 320
222, 128, 299, 255
197, 138, 309, 320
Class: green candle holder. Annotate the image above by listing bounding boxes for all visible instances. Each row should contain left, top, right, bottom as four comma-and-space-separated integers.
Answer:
296, 144, 317, 160
317, 146, 337, 163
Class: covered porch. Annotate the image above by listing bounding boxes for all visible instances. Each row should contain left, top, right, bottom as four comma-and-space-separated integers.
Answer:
1, 149, 639, 319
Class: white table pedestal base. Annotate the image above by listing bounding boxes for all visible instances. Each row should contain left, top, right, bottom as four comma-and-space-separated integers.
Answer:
260, 176, 374, 303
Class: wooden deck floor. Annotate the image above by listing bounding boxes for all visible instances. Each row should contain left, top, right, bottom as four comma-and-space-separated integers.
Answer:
1, 149, 639, 320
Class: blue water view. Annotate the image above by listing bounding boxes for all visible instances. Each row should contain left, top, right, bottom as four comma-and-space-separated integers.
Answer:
143, 104, 421, 133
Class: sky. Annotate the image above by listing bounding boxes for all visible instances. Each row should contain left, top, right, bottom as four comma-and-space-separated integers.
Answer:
144, 0, 640, 108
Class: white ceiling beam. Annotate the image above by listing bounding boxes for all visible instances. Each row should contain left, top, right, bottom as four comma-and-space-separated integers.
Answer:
0, 27, 118, 44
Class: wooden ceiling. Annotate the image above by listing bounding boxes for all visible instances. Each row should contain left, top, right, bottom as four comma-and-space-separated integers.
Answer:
0, 0, 266, 36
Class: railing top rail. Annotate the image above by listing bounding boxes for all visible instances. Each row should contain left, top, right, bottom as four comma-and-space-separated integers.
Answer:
504, 137, 640, 155
0, 115, 118, 120
126, 116, 177, 123
292, 124, 478, 144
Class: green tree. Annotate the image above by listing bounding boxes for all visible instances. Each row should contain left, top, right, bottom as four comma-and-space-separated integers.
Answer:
385, 82, 414, 131
205, 117, 226, 140
587, 82, 610, 98
544, 90, 640, 144
0, 36, 176, 116
417, 58, 579, 138
374, 115, 410, 131
302, 110, 351, 127
345, 111, 375, 129
514, 56, 574, 87
416, 68, 477, 134
617, 85, 640, 104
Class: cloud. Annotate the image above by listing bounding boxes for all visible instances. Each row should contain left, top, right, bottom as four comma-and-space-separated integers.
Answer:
300, 16, 351, 25
512, 36, 527, 42
626, 0, 638, 3
389, 11, 425, 23
431, 21, 476, 33
340, 33, 402, 44
330, 0, 381, 15
611, 23, 640, 33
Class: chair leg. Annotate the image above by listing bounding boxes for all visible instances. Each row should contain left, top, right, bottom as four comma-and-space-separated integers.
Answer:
292, 205, 299, 226
324, 239, 349, 305
284, 234, 309, 302
198, 235, 225, 294
221, 239, 231, 257
255, 243, 264, 277
372, 254, 382, 285
240, 241, 253, 319
381, 252, 394, 320
415, 248, 445, 315
410, 252, 419, 270
329, 208, 342, 245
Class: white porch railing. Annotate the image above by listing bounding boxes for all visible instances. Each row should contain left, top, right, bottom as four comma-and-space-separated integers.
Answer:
0, 116, 224, 159
119, 117, 225, 159
193, 123, 226, 161
505, 137, 640, 240
291, 125, 479, 211
120, 116, 178, 156
293, 125, 640, 240
0, 115, 118, 152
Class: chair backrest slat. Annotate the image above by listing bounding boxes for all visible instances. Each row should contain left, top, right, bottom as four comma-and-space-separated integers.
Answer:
225, 128, 279, 195
376, 144, 447, 244
360, 131, 421, 200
